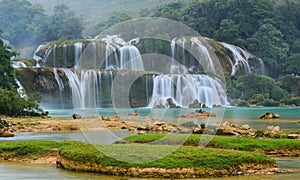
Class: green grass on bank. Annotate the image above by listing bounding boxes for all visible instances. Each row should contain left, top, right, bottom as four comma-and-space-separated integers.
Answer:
121, 134, 300, 152
0, 140, 274, 171
59, 141, 274, 170
0, 141, 75, 159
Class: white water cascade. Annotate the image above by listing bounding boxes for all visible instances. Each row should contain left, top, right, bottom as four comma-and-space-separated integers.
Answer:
13, 61, 27, 68
220, 42, 252, 76
74, 42, 83, 69
191, 37, 216, 74
102, 36, 144, 71
118, 45, 144, 71
53, 68, 65, 108
63, 69, 113, 109
148, 74, 228, 108
148, 37, 229, 108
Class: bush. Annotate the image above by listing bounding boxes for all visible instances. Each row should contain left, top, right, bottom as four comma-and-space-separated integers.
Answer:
0, 88, 43, 116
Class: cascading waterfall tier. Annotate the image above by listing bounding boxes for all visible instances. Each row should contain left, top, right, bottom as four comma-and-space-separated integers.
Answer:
63, 69, 110, 109
219, 42, 253, 76
148, 74, 228, 108
34, 36, 144, 71
25, 35, 267, 109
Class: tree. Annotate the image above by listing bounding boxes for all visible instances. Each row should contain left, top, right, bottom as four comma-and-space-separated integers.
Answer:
247, 23, 289, 75
45, 4, 84, 41
215, 19, 240, 44
152, 2, 185, 21
0, 0, 45, 48
0, 38, 18, 90
91, 12, 132, 36
0, 35, 42, 116
0, 1, 84, 48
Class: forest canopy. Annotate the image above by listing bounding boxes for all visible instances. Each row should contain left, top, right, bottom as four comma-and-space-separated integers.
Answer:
0, 0, 84, 49
148, 0, 300, 77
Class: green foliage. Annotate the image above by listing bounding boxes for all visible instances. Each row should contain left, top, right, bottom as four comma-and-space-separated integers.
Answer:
123, 134, 300, 152
227, 75, 290, 105
247, 23, 289, 74
0, 141, 76, 157
0, 39, 18, 90
0, 0, 84, 48
91, 12, 133, 36
153, 0, 300, 77
0, 88, 42, 116
0, 37, 42, 116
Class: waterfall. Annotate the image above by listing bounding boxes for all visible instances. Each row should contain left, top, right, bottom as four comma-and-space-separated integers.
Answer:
191, 37, 216, 74
258, 58, 266, 75
104, 43, 119, 69
171, 37, 186, 66
13, 61, 27, 68
102, 36, 144, 71
63, 44, 68, 68
63, 69, 114, 109
53, 68, 65, 108
148, 74, 228, 108
53, 68, 64, 91
54, 45, 58, 67
74, 42, 83, 69
33, 45, 45, 67
15, 79, 27, 98
118, 45, 144, 71
220, 42, 252, 76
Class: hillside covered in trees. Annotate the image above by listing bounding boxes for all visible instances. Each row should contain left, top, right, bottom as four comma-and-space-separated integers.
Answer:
148, 0, 300, 77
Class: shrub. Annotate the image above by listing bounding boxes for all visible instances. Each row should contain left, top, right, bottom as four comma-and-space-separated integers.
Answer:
0, 88, 43, 116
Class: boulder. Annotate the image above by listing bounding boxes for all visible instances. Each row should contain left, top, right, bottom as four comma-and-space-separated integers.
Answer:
260, 112, 280, 119
167, 98, 181, 108
189, 99, 201, 108
267, 126, 280, 133
0, 129, 14, 137
72, 114, 81, 119
287, 134, 300, 139
217, 121, 252, 136
202, 104, 209, 108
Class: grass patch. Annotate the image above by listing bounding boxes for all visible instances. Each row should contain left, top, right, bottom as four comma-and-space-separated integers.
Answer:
121, 134, 300, 152
58, 141, 274, 170
0, 141, 76, 159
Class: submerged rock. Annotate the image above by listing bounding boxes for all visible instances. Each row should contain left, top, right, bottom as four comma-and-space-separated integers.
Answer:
260, 112, 280, 119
